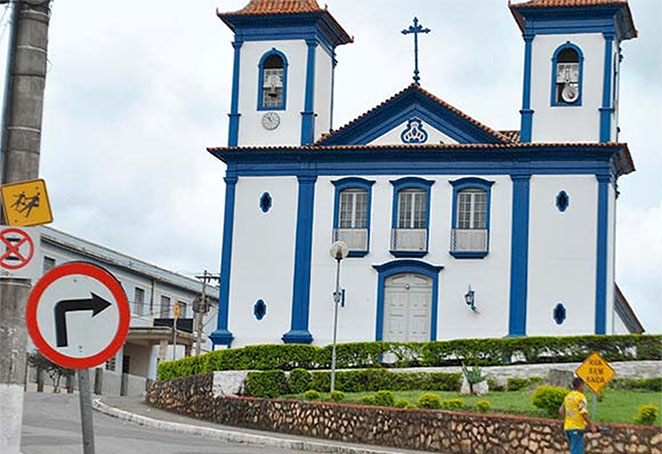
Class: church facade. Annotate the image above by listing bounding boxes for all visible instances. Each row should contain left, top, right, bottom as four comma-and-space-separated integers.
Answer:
209, 0, 640, 348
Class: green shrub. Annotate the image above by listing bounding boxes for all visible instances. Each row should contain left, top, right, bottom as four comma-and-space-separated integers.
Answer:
303, 389, 320, 401
634, 404, 658, 426
487, 377, 505, 392
361, 395, 376, 406
441, 398, 464, 411
532, 386, 569, 416
404, 402, 418, 409
288, 368, 312, 394
476, 400, 491, 413
308, 369, 460, 393
417, 392, 442, 409
330, 390, 345, 402
245, 370, 286, 398
507, 376, 543, 391
394, 399, 409, 408
157, 334, 662, 380
374, 390, 395, 407
611, 378, 662, 392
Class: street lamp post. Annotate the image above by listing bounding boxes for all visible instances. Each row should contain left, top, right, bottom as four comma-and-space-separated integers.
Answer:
329, 241, 349, 393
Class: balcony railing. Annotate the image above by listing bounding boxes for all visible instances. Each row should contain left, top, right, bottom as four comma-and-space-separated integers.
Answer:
332, 228, 368, 251
451, 228, 488, 252
390, 228, 427, 253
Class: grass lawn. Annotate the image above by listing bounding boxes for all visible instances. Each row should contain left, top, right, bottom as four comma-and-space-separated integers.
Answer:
283, 389, 662, 426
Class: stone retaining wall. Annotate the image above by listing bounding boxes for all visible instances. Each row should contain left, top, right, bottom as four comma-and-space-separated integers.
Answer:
146, 374, 662, 454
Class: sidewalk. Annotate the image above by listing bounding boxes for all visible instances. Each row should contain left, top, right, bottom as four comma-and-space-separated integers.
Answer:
94, 396, 436, 454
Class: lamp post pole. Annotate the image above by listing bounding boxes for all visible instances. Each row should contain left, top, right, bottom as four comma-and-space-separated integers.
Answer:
329, 241, 348, 394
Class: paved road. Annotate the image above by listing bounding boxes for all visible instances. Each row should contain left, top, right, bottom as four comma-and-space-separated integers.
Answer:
21, 392, 306, 454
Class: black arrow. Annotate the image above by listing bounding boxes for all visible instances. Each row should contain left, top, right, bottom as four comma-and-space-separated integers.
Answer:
54, 293, 112, 347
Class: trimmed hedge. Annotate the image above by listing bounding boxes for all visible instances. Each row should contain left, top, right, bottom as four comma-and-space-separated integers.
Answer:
245, 370, 286, 398
158, 334, 662, 380
611, 377, 662, 392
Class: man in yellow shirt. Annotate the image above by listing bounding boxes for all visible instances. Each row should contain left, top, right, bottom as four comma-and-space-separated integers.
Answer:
559, 377, 596, 454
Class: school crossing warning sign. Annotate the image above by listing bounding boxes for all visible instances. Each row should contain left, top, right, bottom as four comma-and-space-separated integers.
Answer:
575, 351, 615, 393
0, 178, 53, 227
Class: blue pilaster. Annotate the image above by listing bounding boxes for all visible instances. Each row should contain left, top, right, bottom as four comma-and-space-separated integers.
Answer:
520, 33, 534, 143
508, 173, 531, 337
300, 39, 317, 145
595, 174, 610, 334
210, 175, 238, 347
228, 41, 243, 147
599, 33, 614, 143
282, 174, 317, 344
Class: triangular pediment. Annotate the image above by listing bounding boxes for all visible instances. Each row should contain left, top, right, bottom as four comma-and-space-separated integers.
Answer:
317, 84, 509, 146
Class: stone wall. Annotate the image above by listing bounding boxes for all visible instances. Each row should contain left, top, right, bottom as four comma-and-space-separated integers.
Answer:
146, 374, 662, 454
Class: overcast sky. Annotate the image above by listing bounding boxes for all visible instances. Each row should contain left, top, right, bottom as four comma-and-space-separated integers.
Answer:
1, 0, 659, 332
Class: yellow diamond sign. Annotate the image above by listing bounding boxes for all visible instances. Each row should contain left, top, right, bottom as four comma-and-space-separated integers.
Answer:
0, 179, 53, 227
575, 351, 615, 394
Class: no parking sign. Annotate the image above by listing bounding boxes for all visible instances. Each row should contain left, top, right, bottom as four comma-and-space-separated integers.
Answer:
0, 225, 40, 279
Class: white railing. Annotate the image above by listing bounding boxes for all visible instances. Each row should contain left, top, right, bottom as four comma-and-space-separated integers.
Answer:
390, 228, 427, 252
451, 229, 488, 252
333, 228, 368, 251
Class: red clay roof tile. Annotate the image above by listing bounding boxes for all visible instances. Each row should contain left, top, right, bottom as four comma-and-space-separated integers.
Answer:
222, 0, 323, 16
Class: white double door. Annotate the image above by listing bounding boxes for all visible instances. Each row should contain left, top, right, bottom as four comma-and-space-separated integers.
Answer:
383, 273, 433, 342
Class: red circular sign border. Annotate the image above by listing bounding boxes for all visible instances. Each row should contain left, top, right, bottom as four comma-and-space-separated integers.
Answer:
0, 227, 35, 270
26, 261, 130, 369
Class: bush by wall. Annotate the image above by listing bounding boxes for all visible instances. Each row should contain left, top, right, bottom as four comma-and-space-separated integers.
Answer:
330, 390, 345, 402
245, 370, 286, 398
158, 334, 662, 380
441, 398, 464, 411
288, 368, 312, 394
532, 386, 569, 416
304, 389, 320, 401
417, 392, 442, 409
611, 378, 662, 392
476, 400, 491, 413
507, 376, 544, 391
307, 369, 461, 393
634, 404, 658, 426
374, 390, 396, 407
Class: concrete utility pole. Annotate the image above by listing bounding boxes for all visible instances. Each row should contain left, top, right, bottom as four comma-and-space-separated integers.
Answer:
0, 1, 51, 453
194, 270, 218, 355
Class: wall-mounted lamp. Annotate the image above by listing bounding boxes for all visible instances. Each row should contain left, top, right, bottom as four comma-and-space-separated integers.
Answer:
464, 285, 476, 312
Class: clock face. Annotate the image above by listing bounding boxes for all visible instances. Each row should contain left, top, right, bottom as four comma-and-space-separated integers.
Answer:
261, 112, 280, 130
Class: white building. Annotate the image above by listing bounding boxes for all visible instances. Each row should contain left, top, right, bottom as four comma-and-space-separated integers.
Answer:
39, 227, 218, 379
208, 0, 643, 348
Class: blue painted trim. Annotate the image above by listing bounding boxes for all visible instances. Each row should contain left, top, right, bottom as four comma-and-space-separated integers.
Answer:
210, 175, 238, 347
301, 39, 317, 145
389, 177, 435, 257
508, 174, 531, 337
228, 41, 243, 147
600, 35, 614, 142
520, 34, 534, 143
257, 48, 288, 111
332, 177, 375, 256
556, 190, 569, 212
595, 175, 609, 334
372, 260, 443, 341
449, 177, 494, 258
282, 174, 317, 344
550, 42, 584, 107
400, 117, 429, 144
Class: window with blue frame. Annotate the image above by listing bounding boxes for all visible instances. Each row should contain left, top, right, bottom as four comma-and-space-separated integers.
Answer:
258, 49, 288, 110
450, 177, 494, 259
390, 177, 434, 257
551, 43, 583, 106
332, 178, 375, 257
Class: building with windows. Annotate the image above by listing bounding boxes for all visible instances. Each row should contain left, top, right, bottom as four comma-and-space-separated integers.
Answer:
208, 0, 643, 348
39, 227, 219, 379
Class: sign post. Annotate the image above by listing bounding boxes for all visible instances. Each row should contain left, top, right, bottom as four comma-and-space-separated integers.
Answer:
25, 262, 130, 454
172, 303, 180, 361
575, 352, 616, 419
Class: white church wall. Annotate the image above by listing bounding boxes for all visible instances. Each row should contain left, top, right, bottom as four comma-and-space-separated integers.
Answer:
613, 311, 629, 335
228, 177, 298, 346
313, 46, 333, 141
529, 33, 606, 143
368, 120, 458, 146
237, 40, 308, 146
307, 175, 512, 346
526, 175, 598, 335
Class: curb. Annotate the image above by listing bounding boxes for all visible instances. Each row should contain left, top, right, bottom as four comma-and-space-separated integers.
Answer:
92, 399, 410, 454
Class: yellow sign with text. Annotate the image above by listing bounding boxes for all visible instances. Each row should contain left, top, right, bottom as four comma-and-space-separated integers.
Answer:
0, 179, 53, 227
575, 351, 615, 394
173, 303, 181, 319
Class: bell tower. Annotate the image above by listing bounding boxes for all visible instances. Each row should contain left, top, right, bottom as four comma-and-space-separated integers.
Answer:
218, 0, 352, 147
510, 0, 637, 143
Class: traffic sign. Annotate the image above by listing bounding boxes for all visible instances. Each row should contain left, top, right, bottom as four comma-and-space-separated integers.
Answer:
575, 351, 615, 394
0, 178, 53, 226
173, 302, 180, 319
26, 262, 130, 369
0, 226, 39, 279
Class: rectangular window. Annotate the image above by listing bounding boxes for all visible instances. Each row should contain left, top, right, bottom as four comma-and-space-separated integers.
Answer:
457, 190, 487, 229
134, 287, 145, 315
398, 190, 427, 229
106, 356, 116, 371
338, 190, 368, 229
43, 256, 56, 274
160, 295, 171, 318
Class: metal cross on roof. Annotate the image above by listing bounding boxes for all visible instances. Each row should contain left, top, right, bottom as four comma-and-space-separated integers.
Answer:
402, 17, 431, 86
